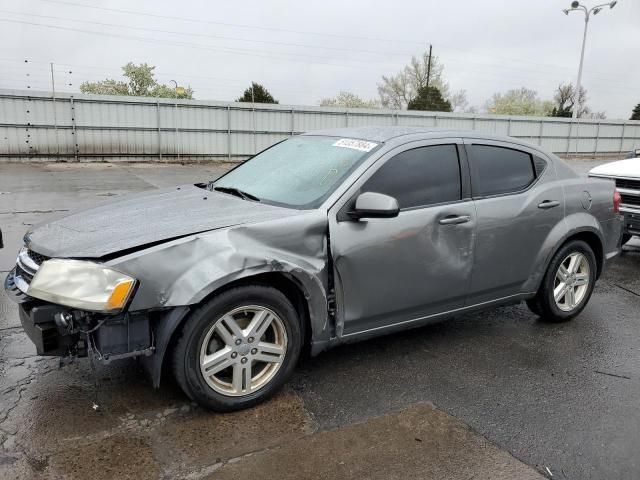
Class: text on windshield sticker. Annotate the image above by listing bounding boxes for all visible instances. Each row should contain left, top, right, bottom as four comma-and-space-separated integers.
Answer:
332, 138, 378, 152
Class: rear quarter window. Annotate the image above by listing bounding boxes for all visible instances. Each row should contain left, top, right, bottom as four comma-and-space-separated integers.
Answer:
469, 145, 536, 197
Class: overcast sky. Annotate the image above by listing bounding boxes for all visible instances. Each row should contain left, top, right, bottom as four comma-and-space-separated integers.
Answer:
2, 0, 639, 118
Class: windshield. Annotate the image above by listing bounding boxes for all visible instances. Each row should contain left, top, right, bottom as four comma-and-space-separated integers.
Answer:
213, 136, 379, 208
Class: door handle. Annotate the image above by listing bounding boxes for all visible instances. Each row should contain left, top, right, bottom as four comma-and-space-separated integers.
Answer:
439, 215, 471, 225
538, 200, 560, 209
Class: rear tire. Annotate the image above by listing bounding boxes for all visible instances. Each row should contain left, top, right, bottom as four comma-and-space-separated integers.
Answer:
527, 240, 597, 323
172, 285, 302, 411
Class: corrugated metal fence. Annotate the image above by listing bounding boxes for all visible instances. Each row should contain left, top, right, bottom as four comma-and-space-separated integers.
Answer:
1, 89, 639, 162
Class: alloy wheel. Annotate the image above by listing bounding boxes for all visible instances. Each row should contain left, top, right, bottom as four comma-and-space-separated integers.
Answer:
553, 252, 590, 312
199, 305, 288, 396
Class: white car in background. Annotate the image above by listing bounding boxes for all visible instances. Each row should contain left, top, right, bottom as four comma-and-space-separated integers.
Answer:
589, 148, 640, 245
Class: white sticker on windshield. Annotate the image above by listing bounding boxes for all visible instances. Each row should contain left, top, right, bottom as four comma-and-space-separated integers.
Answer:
333, 138, 378, 152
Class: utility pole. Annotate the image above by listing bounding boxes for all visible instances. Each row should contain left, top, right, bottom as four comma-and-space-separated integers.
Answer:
425, 44, 432, 108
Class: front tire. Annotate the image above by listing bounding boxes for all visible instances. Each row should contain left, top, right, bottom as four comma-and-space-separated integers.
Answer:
527, 240, 597, 323
172, 285, 302, 411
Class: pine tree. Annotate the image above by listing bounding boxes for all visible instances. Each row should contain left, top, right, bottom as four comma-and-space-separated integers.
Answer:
236, 82, 278, 104
631, 103, 640, 121
407, 86, 452, 112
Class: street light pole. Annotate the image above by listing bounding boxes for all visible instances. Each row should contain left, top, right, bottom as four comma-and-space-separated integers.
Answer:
563, 1, 617, 119
574, 12, 589, 119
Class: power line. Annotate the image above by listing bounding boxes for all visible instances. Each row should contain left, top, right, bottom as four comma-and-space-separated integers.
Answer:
0, 18, 396, 69
0, 9, 419, 59
35, 0, 629, 80
38, 0, 427, 46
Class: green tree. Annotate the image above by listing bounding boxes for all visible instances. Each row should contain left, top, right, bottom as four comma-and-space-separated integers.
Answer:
319, 91, 379, 108
407, 86, 452, 112
79, 62, 194, 99
631, 103, 640, 121
486, 87, 553, 116
236, 82, 278, 104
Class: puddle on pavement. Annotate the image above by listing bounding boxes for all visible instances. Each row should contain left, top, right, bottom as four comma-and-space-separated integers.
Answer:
0, 332, 313, 479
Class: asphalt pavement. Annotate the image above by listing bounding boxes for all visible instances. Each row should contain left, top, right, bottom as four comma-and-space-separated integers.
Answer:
0, 159, 638, 479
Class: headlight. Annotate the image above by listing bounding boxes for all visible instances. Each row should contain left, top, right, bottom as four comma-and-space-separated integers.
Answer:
28, 259, 136, 312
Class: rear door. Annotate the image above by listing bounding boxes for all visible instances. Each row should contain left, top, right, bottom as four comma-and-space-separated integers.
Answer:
464, 140, 565, 305
328, 139, 476, 336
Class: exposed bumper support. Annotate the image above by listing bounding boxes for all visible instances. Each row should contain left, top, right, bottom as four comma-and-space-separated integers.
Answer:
620, 208, 640, 236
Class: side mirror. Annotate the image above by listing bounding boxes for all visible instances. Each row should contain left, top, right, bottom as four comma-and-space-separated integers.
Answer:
348, 192, 399, 220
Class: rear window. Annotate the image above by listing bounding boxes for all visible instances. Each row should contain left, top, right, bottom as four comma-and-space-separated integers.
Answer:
469, 145, 536, 197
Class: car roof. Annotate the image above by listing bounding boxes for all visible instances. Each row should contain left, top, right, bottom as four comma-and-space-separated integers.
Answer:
302, 126, 542, 151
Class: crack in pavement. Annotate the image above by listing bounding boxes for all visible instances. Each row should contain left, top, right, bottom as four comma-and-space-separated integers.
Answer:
594, 370, 632, 380
0, 209, 69, 215
614, 283, 640, 297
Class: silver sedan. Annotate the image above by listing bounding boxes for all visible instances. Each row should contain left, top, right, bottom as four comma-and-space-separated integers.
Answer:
5, 127, 623, 411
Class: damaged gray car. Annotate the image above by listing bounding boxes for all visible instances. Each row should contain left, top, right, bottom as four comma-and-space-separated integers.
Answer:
4, 127, 623, 411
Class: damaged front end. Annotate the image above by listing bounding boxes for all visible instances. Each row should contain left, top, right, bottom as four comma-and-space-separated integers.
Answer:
5, 250, 156, 363
5, 203, 333, 388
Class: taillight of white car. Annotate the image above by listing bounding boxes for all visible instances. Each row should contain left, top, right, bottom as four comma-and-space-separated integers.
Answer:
614, 190, 622, 214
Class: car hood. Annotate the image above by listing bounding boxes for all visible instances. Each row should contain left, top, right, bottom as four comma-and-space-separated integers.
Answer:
589, 158, 640, 178
25, 185, 302, 258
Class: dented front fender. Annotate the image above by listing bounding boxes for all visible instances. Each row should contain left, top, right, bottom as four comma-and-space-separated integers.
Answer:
107, 210, 333, 349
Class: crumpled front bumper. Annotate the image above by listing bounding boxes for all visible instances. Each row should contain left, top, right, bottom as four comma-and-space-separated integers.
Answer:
5, 268, 153, 359
5, 267, 186, 388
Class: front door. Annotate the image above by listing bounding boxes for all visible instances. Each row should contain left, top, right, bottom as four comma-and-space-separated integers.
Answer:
329, 140, 476, 336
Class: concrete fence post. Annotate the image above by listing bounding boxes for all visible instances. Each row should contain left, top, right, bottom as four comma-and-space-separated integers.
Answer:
69, 96, 78, 162
594, 121, 600, 156
175, 102, 180, 162
156, 100, 162, 162
538, 120, 544, 146
227, 104, 231, 161
620, 123, 626, 153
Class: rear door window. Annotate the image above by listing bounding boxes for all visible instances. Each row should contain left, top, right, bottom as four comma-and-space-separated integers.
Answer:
468, 145, 536, 197
361, 144, 462, 209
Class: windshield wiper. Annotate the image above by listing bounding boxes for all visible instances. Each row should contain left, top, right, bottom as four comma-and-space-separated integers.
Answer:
213, 186, 260, 202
